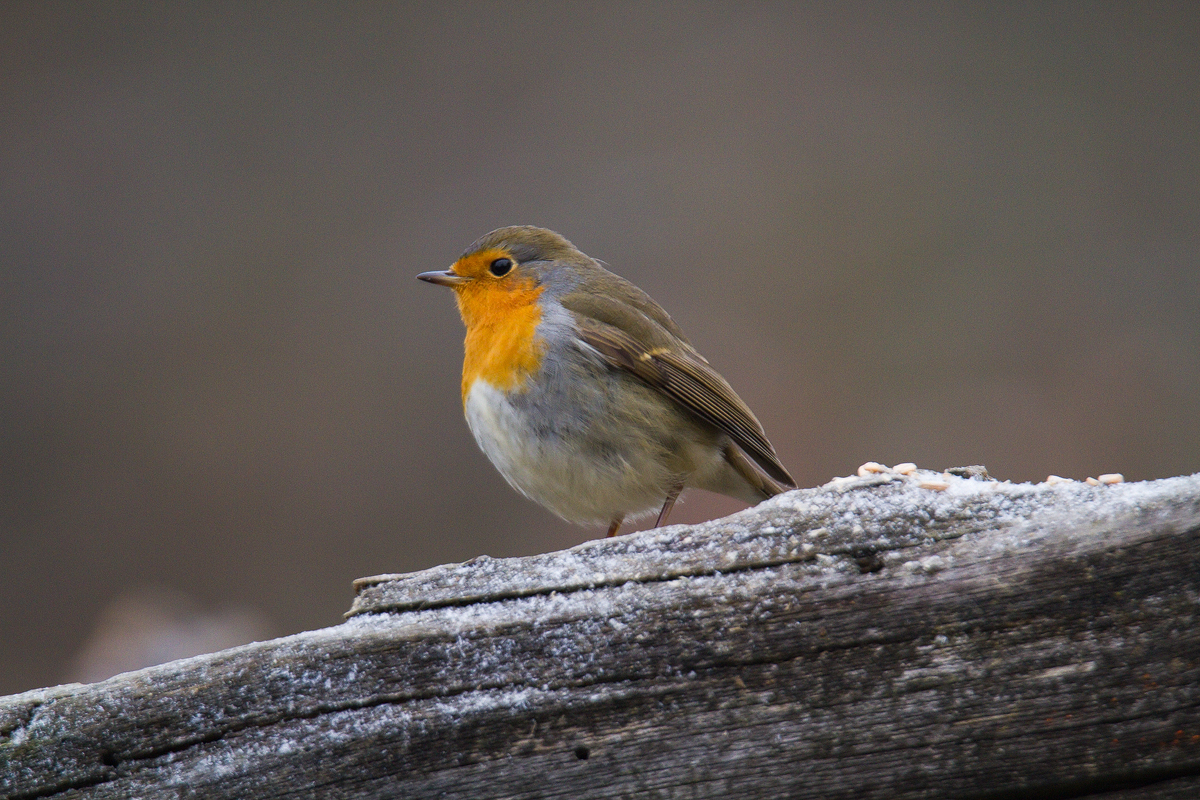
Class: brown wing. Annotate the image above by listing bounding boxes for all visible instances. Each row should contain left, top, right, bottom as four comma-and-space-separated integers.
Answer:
570, 310, 796, 489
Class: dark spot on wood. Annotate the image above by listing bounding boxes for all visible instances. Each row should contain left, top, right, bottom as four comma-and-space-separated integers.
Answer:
851, 547, 885, 573
946, 465, 992, 480
574, 745, 590, 760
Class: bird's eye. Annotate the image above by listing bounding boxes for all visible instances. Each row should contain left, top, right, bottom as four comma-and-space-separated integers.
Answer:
489, 257, 513, 277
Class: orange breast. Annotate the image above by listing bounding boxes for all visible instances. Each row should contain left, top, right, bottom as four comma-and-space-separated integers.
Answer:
455, 278, 546, 402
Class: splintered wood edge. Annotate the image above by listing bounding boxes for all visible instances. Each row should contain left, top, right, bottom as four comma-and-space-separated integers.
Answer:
347, 471, 1200, 617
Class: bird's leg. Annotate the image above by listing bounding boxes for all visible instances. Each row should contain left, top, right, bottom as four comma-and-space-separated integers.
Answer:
654, 477, 687, 528
606, 515, 625, 538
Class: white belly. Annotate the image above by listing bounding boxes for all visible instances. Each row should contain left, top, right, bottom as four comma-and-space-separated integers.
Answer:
463, 379, 673, 525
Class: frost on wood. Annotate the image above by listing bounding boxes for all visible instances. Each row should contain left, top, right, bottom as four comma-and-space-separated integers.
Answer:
2, 470, 1200, 800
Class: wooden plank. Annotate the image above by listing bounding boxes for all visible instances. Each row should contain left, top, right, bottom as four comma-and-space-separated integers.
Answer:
2, 469, 1199, 798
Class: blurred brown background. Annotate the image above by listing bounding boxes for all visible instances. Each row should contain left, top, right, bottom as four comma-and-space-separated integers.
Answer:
2, 2, 1198, 696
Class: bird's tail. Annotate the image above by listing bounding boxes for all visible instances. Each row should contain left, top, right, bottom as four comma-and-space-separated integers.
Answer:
723, 443, 793, 500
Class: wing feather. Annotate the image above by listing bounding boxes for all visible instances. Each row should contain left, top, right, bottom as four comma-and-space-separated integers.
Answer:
573, 316, 795, 488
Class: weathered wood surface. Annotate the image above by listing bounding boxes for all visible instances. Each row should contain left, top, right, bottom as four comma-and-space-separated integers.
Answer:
2, 469, 1200, 799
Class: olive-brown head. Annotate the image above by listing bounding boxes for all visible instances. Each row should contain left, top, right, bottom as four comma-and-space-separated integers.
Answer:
416, 226, 586, 400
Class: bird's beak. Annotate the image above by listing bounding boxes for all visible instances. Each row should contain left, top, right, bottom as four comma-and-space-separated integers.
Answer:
416, 270, 471, 287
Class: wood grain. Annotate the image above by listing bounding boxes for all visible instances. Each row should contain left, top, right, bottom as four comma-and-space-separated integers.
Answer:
2, 470, 1199, 799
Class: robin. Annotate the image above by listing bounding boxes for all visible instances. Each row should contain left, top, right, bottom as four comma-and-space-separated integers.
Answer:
418, 226, 795, 537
